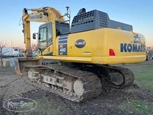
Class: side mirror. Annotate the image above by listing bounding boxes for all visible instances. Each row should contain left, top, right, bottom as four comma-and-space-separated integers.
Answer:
33, 33, 37, 39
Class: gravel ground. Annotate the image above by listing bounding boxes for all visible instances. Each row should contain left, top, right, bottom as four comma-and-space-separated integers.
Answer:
0, 61, 153, 115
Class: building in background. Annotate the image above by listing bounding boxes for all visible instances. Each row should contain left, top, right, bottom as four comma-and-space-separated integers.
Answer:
2, 47, 24, 57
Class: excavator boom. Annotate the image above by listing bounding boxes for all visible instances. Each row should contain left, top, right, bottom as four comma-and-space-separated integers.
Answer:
22, 7, 65, 57
15, 7, 68, 75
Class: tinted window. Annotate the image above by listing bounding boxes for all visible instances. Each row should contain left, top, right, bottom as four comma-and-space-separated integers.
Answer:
56, 21, 69, 36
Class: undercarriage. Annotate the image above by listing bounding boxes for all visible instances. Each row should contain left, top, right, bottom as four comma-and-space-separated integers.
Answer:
19, 62, 134, 102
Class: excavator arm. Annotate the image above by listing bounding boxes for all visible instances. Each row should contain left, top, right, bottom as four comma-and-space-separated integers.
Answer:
15, 7, 69, 75
22, 7, 65, 57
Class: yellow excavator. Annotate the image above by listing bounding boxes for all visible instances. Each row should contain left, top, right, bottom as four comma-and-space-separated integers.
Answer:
15, 6, 146, 102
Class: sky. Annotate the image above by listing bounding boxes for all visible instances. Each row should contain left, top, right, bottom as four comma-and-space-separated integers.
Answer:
0, 0, 153, 48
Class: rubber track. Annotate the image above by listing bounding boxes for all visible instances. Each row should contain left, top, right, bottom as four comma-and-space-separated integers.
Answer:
23, 65, 102, 102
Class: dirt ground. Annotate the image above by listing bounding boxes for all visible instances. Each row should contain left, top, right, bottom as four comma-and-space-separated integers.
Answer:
0, 60, 153, 115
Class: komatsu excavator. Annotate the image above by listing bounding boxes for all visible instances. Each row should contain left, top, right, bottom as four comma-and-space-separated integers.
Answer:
15, 7, 146, 102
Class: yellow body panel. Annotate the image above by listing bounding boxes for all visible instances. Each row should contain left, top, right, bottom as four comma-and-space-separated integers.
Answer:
42, 44, 53, 56
38, 28, 146, 64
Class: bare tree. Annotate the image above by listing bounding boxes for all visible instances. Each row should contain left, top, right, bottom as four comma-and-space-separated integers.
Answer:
31, 44, 38, 51
31, 44, 38, 57
0, 40, 7, 68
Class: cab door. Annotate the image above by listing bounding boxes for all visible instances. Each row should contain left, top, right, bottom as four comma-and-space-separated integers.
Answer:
38, 23, 53, 53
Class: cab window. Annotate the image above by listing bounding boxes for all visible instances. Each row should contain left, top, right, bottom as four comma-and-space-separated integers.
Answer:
47, 23, 52, 43
39, 28, 47, 42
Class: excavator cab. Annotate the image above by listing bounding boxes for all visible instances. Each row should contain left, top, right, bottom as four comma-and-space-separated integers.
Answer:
38, 21, 69, 52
